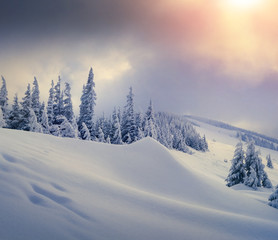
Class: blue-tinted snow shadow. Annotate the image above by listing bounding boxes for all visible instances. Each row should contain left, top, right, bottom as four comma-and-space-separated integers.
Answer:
30, 184, 91, 221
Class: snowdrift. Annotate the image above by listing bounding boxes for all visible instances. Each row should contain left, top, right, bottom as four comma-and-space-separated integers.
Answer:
1, 128, 278, 240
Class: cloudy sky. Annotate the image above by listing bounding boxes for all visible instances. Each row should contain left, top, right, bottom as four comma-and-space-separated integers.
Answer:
1, 0, 278, 137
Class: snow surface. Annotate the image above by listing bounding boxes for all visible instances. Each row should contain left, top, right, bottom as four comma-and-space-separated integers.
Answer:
1, 122, 278, 240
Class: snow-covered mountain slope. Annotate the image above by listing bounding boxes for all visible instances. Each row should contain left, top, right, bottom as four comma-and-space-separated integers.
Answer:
1, 125, 278, 240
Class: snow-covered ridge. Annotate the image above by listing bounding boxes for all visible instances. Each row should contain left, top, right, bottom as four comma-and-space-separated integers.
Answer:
185, 115, 278, 151
1, 127, 278, 240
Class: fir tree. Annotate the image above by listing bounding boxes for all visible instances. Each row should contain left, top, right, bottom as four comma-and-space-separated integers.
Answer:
38, 102, 45, 123
269, 185, 278, 209
111, 108, 123, 144
245, 167, 258, 190
63, 82, 75, 124
226, 142, 246, 187
143, 100, 158, 140
78, 68, 97, 138
47, 80, 55, 125
31, 77, 40, 119
244, 141, 259, 188
262, 171, 273, 188
244, 141, 272, 189
135, 112, 144, 140
19, 84, 32, 131
267, 154, 274, 169
29, 108, 42, 133
0, 76, 9, 120
80, 122, 90, 140
57, 115, 77, 138
7, 94, 20, 129
53, 76, 63, 119
96, 126, 105, 143
40, 104, 50, 134
121, 87, 136, 143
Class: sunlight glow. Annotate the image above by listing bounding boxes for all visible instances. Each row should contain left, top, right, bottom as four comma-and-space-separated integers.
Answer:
227, 0, 263, 9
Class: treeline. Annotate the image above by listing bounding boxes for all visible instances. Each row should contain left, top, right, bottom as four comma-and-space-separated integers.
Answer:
0, 68, 208, 153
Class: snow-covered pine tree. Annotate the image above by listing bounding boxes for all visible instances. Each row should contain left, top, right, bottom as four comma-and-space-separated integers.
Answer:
202, 135, 209, 151
121, 87, 136, 143
244, 140, 272, 189
244, 166, 258, 190
111, 108, 123, 144
19, 84, 32, 131
96, 126, 105, 143
226, 141, 246, 187
244, 141, 259, 188
78, 68, 97, 139
80, 122, 90, 140
106, 135, 111, 144
0, 76, 9, 120
53, 76, 64, 120
38, 102, 45, 123
47, 80, 55, 125
269, 185, 278, 209
29, 108, 42, 133
143, 100, 158, 140
262, 171, 273, 188
103, 116, 112, 141
63, 82, 75, 124
40, 104, 50, 134
7, 94, 21, 129
31, 77, 41, 119
267, 154, 274, 169
172, 127, 190, 153
57, 115, 77, 138
0, 108, 5, 128
135, 112, 144, 140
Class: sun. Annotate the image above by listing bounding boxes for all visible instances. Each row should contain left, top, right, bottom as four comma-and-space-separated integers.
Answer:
227, 0, 263, 9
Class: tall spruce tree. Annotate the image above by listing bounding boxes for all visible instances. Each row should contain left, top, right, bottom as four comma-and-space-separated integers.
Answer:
29, 108, 42, 133
19, 84, 32, 131
63, 82, 75, 124
7, 94, 20, 129
121, 87, 136, 143
226, 141, 246, 187
0, 76, 9, 120
57, 115, 77, 138
53, 76, 63, 119
244, 141, 272, 189
47, 80, 55, 125
80, 122, 90, 140
267, 154, 274, 169
143, 100, 157, 140
111, 108, 123, 144
31, 77, 40, 119
78, 68, 97, 138
96, 126, 105, 143
40, 104, 50, 134
245, 166, 258, 190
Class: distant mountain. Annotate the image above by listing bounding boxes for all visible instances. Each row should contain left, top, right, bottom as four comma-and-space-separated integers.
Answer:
185, 115, 278, 152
